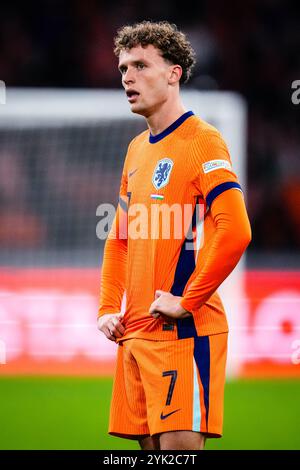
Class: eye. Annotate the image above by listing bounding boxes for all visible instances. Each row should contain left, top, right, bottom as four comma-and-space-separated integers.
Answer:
136, 62, 145, 70
119, 67, 127, 75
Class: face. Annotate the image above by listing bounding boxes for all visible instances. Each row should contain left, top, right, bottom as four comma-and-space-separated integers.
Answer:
118, 44, 177, 117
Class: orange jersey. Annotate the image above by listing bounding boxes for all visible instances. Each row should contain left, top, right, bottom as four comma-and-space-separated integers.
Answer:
99, 111, 250, 340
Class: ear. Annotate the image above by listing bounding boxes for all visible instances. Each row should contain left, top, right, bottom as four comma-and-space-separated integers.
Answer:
168, 64, 182, 85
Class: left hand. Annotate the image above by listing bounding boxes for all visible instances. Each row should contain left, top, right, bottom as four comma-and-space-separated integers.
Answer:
149, 290, 192, 320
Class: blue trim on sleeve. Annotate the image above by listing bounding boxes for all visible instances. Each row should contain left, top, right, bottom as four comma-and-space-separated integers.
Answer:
206, 181, 242, 209
149, 111, 194, 144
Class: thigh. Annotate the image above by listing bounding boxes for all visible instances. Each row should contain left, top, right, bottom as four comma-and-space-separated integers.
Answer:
133, 333, 228, 439
109, 341, 150, 439
139, 435, 160, 450
133, 338, 195, 436
160, 430, 206, 450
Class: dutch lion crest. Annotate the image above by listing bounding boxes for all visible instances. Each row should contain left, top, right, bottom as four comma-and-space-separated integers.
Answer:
152, 158, 174, 190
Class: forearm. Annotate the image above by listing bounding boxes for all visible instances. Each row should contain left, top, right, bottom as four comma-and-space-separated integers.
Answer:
98, 204, 128, 317
180, 189, 252, 313
98, 236, 127, 316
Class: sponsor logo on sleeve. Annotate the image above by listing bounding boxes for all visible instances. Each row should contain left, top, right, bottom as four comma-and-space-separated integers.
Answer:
202, 159, 232, 174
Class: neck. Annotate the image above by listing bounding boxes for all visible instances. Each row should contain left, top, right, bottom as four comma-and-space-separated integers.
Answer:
146, 96, 186, 136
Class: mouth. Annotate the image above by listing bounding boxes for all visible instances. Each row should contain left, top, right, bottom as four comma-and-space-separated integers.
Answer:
126, 89, 140, 103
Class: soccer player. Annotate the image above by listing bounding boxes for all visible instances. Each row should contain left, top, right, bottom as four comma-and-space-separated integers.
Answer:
98, 21, 251, 450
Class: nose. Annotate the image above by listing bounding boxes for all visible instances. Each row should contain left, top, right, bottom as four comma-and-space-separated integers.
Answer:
123, 67, 135, 85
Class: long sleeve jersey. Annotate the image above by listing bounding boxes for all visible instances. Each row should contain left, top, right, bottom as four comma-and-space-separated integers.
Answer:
98, 111, 251, 341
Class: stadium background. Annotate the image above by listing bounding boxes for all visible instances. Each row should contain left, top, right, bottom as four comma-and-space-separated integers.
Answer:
0, 0, 299, 450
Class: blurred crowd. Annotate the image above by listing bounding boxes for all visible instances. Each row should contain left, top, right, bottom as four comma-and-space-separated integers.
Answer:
0, 0, 299, 253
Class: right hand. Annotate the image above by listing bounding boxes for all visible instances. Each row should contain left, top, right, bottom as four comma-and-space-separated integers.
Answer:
97, 313, 125, 342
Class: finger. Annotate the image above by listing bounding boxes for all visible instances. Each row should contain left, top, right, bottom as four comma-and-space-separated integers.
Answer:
107, 334, 116, 342
149, 303, 161, 318
117, 312, 125, 322
151, 308, 172, 321
155, 290, 165, 300
151, 312, 161, 319
149, 300, 158, 314
110, 319, 126, 338
97, 313, 119, 332
110, 325, 123, 338
111, 317, 125, 334
113, 320, 125, 336
105, 328, 116, 342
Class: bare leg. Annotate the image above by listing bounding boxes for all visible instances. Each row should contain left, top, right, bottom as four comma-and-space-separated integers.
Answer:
159, 431, 206, 450
139, 435, 160, 450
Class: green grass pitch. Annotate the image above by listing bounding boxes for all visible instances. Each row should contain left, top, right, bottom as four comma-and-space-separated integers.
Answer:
0, 376, 299, 450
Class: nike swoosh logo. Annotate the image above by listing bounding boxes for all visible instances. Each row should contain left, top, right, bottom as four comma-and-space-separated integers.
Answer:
160, 409, 180, 420
128, 168, 138, 178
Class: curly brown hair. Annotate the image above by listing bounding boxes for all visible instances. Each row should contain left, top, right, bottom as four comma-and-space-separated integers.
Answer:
114, 21, 196, 84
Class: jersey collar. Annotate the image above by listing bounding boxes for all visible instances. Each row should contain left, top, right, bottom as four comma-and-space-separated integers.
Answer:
149, 111, 194, 144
